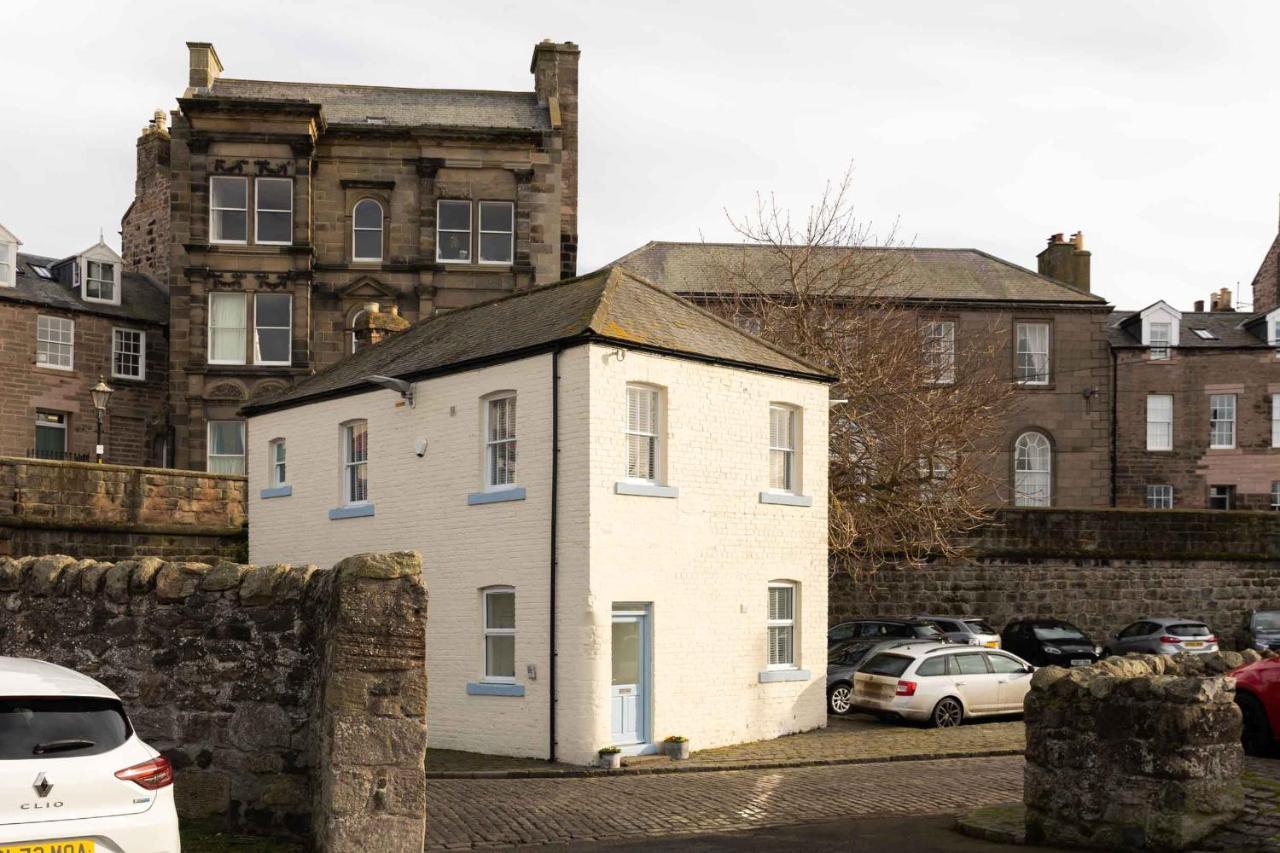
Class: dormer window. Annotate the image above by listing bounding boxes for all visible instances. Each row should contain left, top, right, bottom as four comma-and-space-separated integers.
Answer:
75, 240, 124, 306
1265, 308, 1280, 346
1137, 301, 1181, 359
0, 222, 19, 288
1148, 322, 1171, 360
86, 261, 115, 301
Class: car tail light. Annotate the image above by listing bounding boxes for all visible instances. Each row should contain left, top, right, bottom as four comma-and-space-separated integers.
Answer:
116, 755, 174, 790
1205, 636, 1216, 644
895, 680, 917, 696
1159, 636, 1181, 645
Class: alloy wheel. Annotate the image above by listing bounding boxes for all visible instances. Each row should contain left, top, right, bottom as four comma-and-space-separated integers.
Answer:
828, 684, 853, 715
932, 697, 963, 728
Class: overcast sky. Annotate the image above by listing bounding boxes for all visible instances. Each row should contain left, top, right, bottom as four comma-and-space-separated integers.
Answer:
4, 1, 1278, 311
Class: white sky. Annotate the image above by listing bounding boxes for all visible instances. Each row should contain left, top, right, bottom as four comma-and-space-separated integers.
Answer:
3, 0, 1278, 312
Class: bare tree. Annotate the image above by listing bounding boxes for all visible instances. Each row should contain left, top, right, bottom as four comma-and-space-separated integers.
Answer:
709, 165, 1018, 575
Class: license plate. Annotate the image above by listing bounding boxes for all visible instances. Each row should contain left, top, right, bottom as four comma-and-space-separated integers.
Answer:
984, 641, 999, 648
1, 841, 95, 853
1070, 659, 1092, 666
1184, 641, 1204, 648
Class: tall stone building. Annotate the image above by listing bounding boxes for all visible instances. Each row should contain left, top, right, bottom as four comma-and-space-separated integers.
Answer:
122, 39, 579, 473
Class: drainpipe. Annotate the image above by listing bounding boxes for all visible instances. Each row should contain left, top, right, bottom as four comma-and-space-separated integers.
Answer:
549, 347, 561, 762
1109, 346, 1118, 507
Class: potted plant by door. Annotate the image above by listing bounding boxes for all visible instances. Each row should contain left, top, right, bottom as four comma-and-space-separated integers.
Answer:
598, 746, 622, 769
664, 736, 690, 760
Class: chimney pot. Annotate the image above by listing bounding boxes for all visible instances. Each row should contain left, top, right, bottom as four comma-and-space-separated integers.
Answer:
1037, 229, 1092, 293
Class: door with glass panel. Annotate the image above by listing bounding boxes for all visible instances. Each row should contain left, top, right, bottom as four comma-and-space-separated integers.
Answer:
611, 610, 649, 746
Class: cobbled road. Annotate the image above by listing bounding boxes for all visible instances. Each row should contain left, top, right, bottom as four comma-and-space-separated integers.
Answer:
426, 755, 1024, 850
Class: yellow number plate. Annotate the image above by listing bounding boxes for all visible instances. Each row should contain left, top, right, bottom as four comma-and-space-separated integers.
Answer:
0, 841, 94, 853
1185, 641, 1204, 648
984, 641, 999, 648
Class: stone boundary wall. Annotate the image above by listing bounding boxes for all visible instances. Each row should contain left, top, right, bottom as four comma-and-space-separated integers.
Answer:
0, 551, 427, 848
0, 456, 246, 561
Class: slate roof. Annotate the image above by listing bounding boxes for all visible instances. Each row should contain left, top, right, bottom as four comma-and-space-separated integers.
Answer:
243, 266, 830, 416
0, 253, 167, 326
611, 241, 1107, 305
1109, 310, 1270, 349
207, 78, 551, 131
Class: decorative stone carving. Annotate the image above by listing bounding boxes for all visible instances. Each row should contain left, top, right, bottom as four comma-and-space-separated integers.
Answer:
254, 160, 290, 177
206, 382, 247, 401
211, 158, 248, 175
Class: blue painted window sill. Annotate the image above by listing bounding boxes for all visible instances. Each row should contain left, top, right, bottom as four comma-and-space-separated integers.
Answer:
614, 481, 679, 499
328, 503, 375, 520
260, 485, 292, 499
759, 491, 813, 507
466, 682, 525, 697
758, 668, 811, 684
467, 486, 527, 506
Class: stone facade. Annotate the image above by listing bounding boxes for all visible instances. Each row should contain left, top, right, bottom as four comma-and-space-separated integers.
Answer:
0, 550, 427, 847
1024, 653, 1246, 849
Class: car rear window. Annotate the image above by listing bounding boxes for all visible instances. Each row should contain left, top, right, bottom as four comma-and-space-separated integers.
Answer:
964, 619, 997, 635
0, 697, 131, 760
912, 623, 942, 637
1254, 612, 1280, 632
1168, 623, 1211, 638
860, 653, 913, 678
1032, 625, 1087, 642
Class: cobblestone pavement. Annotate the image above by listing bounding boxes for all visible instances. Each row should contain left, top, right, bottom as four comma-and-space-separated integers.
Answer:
427, 754, 1025, 849
1203, 756, 1280, 851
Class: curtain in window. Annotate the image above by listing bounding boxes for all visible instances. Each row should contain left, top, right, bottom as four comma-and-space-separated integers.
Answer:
209, 293, 246, 363
1016, 323, 1050, 383
1013, 431, 1051, 507
208, 421, 245, 475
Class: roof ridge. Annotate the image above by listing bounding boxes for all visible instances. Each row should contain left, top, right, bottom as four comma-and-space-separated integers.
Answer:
216, 77, 537, 98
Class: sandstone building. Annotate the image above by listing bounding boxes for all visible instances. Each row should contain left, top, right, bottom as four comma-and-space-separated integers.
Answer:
121, 39, 579, 473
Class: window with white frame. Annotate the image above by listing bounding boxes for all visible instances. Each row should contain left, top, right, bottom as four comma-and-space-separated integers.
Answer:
0, 241, 13, 287
1273, 394, 1280, 448
482, 587, 516, 682
352, 199, 383, 261
1148, 322, 1172, 360
112, 328, 145, 380
343, 420, 369, 504
766, 582, 797, 668
207, 420, 245, 475
1013, 431, 1051, 507
1146, 484, 1173, 509
625, 384, 661, 482
1015, 323, 1050, 384
210, 176, 248, 243
484, 394, 517, 488
208, 292, 247, 364
85, 260, 116, 302
1146, 394, 1172, 451
768, 404, 798, 492
36, 315, 74, 369
478, 201, 514, 264
255, 178, 293, 245
269, 438, 286, 487
923, 320, 956, 384
254, 293, 291, 365
1209, 394, 1236, 449
437, 200, 472, 262
349, 308, 367, 354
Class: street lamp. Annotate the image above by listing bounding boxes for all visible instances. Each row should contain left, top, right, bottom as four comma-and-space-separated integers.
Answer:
90, 378, 113, 463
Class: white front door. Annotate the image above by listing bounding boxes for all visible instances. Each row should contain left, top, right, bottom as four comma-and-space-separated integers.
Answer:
610, 611, 647, 745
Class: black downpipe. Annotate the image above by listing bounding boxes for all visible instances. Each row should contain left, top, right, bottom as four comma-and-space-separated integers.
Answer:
549, 348, 561, 762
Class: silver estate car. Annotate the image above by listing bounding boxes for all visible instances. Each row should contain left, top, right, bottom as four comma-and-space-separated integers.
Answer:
851, 641, 1035, 728
1103, 617, 1219, 656
913, 615, 1001, 648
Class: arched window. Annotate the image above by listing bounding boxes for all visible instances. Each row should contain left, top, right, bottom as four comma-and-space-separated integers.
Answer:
352, 200, 383, 262
348, 308, 366, 354
1013, 431, 1051, 507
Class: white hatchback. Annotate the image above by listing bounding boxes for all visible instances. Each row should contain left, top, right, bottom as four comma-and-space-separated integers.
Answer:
851, 641, 1034, 728
0, 657, 180, 853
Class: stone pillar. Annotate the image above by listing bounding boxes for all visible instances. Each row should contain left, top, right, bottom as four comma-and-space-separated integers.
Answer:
311, 552, 427, 852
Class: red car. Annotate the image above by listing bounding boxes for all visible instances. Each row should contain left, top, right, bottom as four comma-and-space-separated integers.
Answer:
1234, 656, 1280, 756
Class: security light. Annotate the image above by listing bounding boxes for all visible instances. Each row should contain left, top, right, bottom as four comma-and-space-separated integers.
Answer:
366, 374, 414, 407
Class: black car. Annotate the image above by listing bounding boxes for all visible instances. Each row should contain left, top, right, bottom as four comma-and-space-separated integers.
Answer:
1000, 618, 1100, 668
828, 618, 947, 650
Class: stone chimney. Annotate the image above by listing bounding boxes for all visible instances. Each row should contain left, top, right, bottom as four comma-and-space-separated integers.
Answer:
120, 109, 173, 288
186, 42, 223, 93
1194, 299, 1205, 312
353, 303, 411, 351
1209, 287, 1234, 312
1036, 231, 1092, 292
530, 40, 580, 280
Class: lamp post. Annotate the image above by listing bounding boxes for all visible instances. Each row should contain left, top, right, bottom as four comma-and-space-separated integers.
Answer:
90, 378, 113, 463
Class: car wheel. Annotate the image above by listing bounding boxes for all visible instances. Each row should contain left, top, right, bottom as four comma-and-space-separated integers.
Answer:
929, 696, 964, 729
1238, 693, 1274, 757
828, 682, 854, 715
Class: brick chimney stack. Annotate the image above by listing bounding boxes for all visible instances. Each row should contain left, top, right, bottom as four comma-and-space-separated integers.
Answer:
353, 303, 411, 351
1209, 287, 1234, 312
186, 42, 223, 93
1036, 231, 1091, 292
1194, 299, 1205, 312
530, 39, 580, 280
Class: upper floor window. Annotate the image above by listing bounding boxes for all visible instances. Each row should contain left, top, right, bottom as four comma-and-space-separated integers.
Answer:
207, 420, 246, 475
1209, 394, 1236, 449
254, 293, 292, 366
766, 581, 797, 669
1013, 431, 1051, 507
343, 420, 369, 504
1273, 394, 1280, 448
768, 404, 799, 492
0, 241, 13, 288
85, 261, 115, 302
482, 587, 516, 683
112, 328, 145, 380
625, 384, 662, 483
436, 200, 516, 265
923, 320, 956, 384
353, 199, 384, 262
1015, 323, 1050, 385
209, 292, 247, 364
485, 394, 517, 489
210, 177, 248, 244
254, 178, 293, 245
437, 200, 472, 263
269, 438, 287, 487
36, 315, 74, 370
479, 202, 515, 265
208, 292, 292, 366
1148, 322, 1172, 360
1146, 394, 1172, 451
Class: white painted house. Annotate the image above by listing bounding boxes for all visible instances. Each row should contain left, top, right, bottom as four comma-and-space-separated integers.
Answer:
243, 266, 832, 764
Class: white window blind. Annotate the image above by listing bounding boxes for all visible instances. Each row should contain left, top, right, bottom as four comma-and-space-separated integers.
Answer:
1146, 394, 1172, 450
767, 583, 796, 668
769, 405, 797, 491
344, 421, 369, 504
626, 385, 660, 482
486, 395, 517, 487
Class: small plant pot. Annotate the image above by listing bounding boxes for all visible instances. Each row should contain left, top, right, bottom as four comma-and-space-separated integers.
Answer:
598, 752, 622, 769
665, 740, 690, 760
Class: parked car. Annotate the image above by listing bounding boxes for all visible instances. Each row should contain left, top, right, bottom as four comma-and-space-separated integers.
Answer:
0, 656, 180, 851
849, 641, 1035, 727
827, 639, 897, 714
828, 618, 947, 650
1233, 655, 1280, 756
913, 615, 1001, 648
1102, 618, 1219, 657
1000, 618, 1101, 667
1246, 610, 1280, 653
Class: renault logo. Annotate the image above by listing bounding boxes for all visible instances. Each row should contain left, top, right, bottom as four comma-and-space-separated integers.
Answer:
33, 773, 52, 798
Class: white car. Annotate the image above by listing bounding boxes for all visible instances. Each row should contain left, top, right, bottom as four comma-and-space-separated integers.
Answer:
0, 657, 180, 852
851, 641, 1034, 728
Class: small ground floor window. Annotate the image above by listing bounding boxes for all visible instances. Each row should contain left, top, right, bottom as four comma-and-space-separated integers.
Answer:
1208, 484, 1235, 510
1145, 485, 1173, 509
34, 411, 67, 459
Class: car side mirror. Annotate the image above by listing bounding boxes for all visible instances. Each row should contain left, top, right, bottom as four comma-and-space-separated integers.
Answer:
1024, 664, 1034, 674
